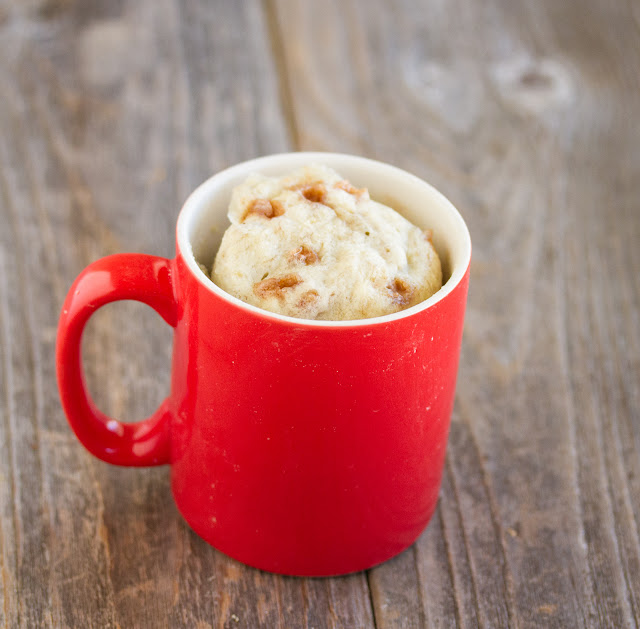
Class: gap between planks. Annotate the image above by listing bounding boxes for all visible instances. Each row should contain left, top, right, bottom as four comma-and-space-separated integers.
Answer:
262, 0, 301, 151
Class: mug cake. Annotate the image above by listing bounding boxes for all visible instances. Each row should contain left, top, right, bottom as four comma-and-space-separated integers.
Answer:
210, 165, 442, 320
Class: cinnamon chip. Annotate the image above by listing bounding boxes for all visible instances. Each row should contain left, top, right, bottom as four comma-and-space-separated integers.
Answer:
297, 289, 319, 309
289, 245, 319, 265
335, 180, 367, 197
423, 229, 433, 243
298, 184, 326, 204
253, 274, 302, 299
244, 198, 285, 220
270, 199, 286, 216
387, 278, 415, 306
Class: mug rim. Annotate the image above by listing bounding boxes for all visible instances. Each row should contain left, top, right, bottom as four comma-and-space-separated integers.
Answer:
176, 152, 471, 328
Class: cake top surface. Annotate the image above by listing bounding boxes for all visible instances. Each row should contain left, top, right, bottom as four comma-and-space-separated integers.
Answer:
211, 164, 442, 321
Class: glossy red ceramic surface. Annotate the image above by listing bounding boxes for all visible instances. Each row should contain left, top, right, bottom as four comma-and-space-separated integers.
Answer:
57, 250, 469, 575
169, 253, 469, 576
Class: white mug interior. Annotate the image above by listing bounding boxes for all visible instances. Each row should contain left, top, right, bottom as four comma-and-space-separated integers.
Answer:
176, 152, 471, 327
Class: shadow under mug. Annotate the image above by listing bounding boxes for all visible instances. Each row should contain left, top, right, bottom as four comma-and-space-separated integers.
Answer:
56, 152, 471, 576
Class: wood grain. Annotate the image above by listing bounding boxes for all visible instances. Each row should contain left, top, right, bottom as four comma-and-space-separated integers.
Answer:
0, 0, 638, 627
274, 0, 640, 627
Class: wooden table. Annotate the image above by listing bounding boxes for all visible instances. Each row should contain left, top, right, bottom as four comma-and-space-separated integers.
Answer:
1, 1, 638, 627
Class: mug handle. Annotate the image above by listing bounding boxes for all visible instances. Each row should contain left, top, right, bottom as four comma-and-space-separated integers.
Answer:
56, 254, 177, 466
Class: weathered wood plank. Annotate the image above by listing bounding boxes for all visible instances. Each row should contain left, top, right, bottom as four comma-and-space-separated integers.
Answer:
0, 250, 19, 629
277, 572, 375, 629
273, 0, 640, 628
416, 469, 478, 629
0, 0, 377, 627
368, 548, 426, 629
0, 57, 117, 629
0, 0, 295, 627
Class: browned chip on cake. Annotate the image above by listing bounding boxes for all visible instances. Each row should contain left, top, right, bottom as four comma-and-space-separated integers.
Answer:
289, 245, 319, 265
253, 274, 302, 299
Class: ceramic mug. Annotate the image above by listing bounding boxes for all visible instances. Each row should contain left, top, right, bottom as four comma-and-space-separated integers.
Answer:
56, 152, 471, 576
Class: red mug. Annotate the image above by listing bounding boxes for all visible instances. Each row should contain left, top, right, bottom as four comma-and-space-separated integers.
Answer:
56, 153, 471, 576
